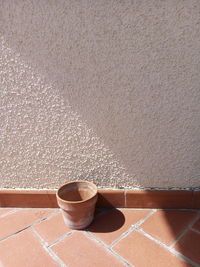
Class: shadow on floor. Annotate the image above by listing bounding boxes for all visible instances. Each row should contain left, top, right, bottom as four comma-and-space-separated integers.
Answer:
89, 208, 125, 233
93, 194, 200, 267
158, 208, 199, 266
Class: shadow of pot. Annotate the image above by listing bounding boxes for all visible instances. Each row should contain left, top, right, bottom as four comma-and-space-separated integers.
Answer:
56, 181, 98, 230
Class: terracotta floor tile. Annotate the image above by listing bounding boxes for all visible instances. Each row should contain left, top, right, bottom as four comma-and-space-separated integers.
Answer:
0, 208, 54, 240
0, 208, 15, 217
140, 210, 197, 245
113, 230, 191, 267
0, 229, 58, 266
34, 212, 72, 245
174, 229, 200, 265
192, 218, 200, 232
52, 231, 126, 267
88, 208, 150, 245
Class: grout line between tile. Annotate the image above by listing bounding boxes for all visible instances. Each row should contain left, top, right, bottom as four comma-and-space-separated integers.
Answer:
0, 208, 20, 218
132, 209, 157, 227
189, 212, 200, 229
190, 228, 200, 235
48, 231, 75, 248
47, 247, 67, 267
109, 247, 133, 267
136, 227, 172, 250
169, 248, 200, 267
32, 227, 67, 267
110, 225, 136, 249
23, 209, 60, 229
170, 212, 200, 248
136, 228, 199, 267
0, 209, 59, 243
85, 231, 133, 267
111, 209, 156, 248
32, 209, 60, 227
0, 225, 32, 243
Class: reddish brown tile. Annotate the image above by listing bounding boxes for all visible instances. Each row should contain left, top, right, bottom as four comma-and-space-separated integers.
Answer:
0, 208, 54, 240
1, 189, 199, 209
47, 192, 59, 208
193, 191, 200, 209
113, 230, 191, 267
140, 210, 197, 245
126, 190, 193, 208
0, 190, 56, 208
52, 231, 126, 267
34, 212, 71, 245
88, 208, 150, 245
192, 217, 200, 232
97, 190, 125, 208
0, 229, 58, 266
174, 230, 200, 265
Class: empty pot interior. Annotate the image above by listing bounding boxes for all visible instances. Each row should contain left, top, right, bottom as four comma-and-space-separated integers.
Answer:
58, 182, 97, 202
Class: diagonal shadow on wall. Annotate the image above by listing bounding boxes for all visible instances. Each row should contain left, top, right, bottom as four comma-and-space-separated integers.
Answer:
1, 0, 200, 189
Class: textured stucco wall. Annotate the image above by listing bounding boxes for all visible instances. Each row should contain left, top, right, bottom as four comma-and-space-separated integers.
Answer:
0, 0, 200, 189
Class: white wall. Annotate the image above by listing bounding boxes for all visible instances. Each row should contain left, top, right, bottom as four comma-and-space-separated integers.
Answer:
0, 0, 200, 188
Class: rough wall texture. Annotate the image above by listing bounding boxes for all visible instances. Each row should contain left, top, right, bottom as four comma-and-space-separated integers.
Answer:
0, 0, 200, 189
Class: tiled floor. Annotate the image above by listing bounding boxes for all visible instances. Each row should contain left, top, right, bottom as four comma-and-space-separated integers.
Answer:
0, 208, 200, 267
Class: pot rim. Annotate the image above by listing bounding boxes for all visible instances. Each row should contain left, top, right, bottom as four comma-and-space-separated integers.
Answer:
56, 180, 98, 204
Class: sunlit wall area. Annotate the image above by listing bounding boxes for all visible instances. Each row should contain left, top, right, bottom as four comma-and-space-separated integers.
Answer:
0, 1, 200, 188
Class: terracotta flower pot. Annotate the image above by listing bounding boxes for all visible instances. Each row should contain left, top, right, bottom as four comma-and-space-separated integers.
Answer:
56, 181, 98, 230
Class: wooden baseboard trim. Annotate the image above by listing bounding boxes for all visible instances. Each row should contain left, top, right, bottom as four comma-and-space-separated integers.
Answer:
0, 189, 199, 209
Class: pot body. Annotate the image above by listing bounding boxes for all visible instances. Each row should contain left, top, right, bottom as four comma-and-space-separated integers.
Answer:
56, 181, 98, 230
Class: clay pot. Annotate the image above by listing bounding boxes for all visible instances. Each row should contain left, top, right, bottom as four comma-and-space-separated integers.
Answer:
56, 181, 98, 230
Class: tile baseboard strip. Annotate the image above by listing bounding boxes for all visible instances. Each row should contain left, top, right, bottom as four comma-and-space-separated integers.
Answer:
0, 189, 199, 209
